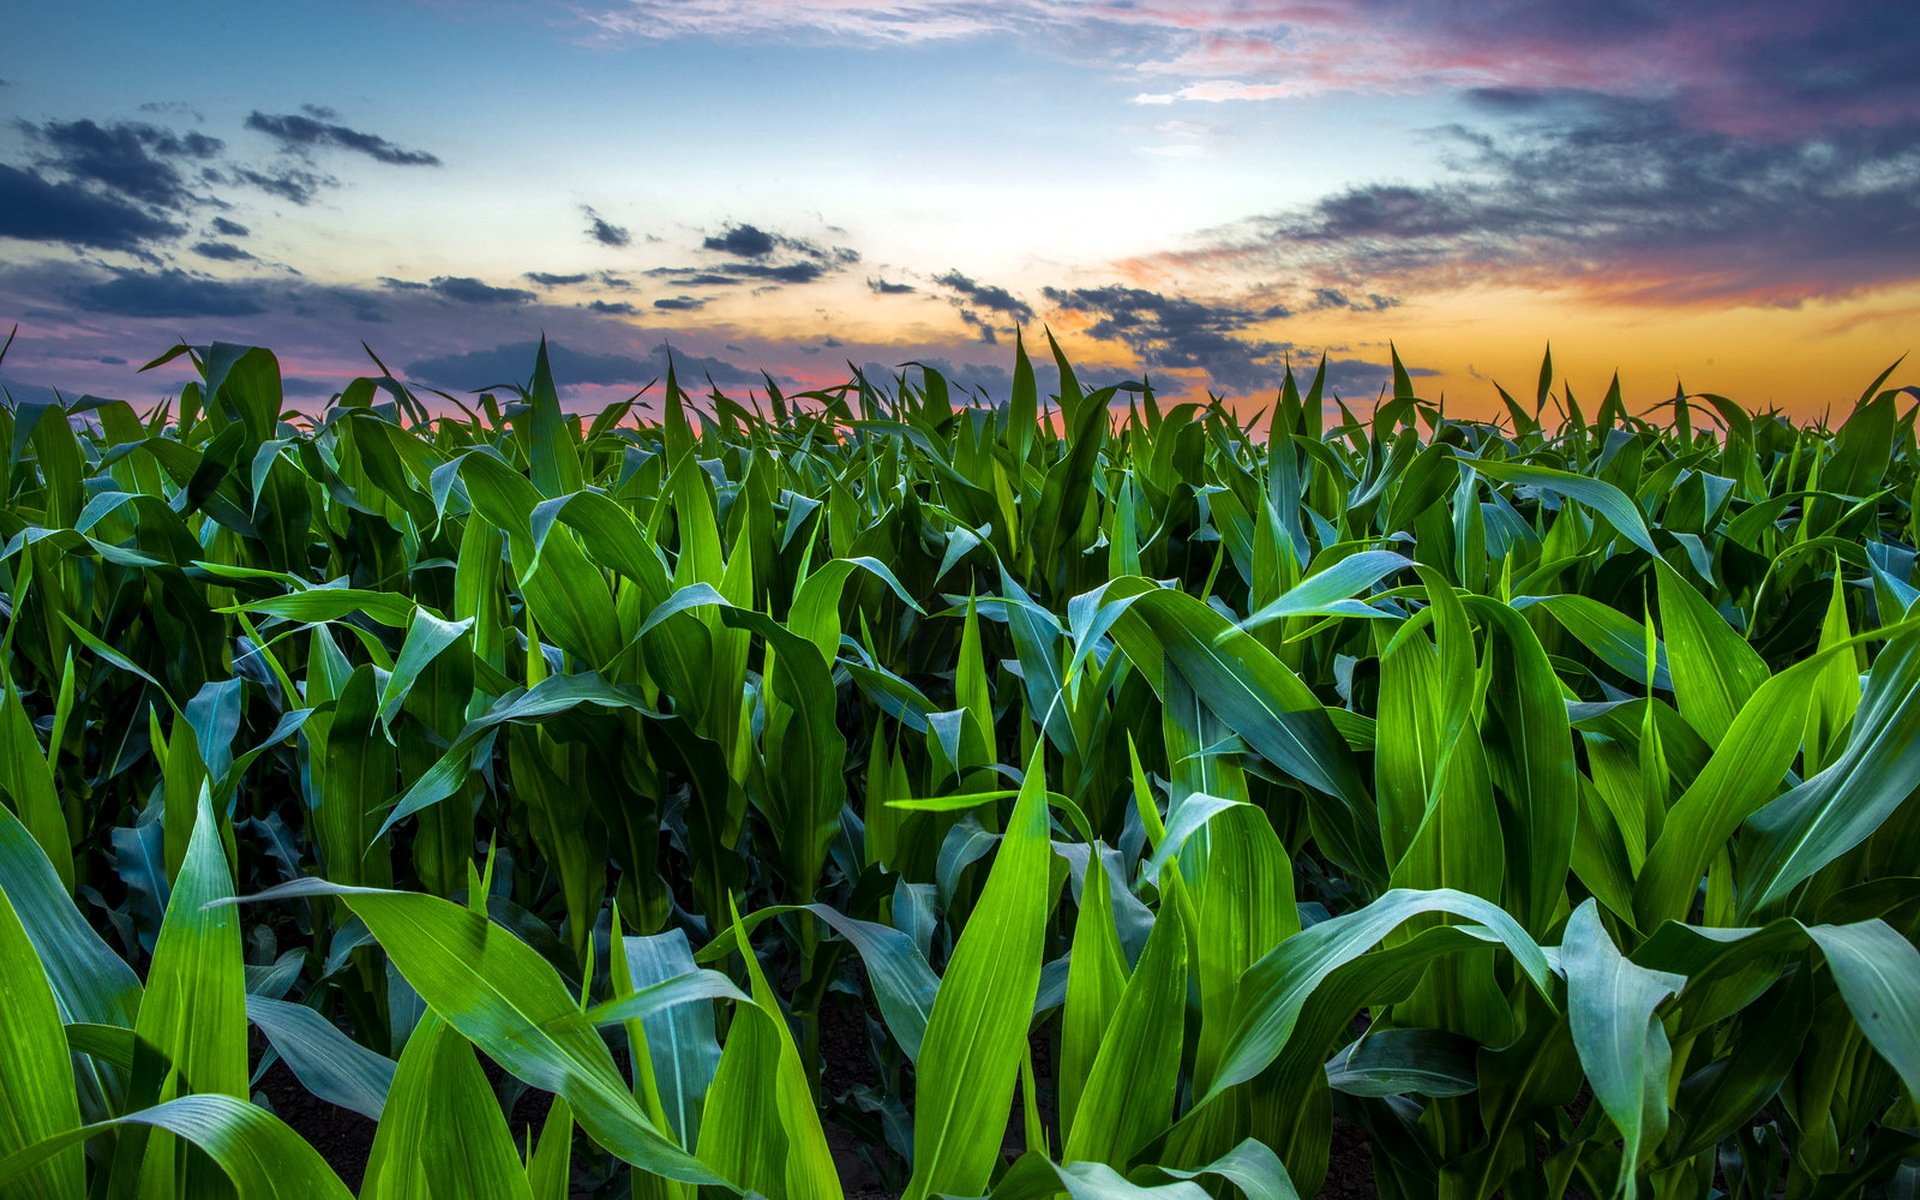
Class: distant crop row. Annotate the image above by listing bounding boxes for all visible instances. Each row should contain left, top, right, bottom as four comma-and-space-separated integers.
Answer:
0, 330, 1917, 1199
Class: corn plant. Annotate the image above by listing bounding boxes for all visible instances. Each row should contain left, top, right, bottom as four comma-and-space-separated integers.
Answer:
0, 328, 1918, 1198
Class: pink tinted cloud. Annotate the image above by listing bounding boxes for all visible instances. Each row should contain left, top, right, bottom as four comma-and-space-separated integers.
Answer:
586, 1, 1920, 140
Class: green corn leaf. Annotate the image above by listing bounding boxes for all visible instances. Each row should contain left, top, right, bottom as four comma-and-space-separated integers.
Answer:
1654, 560, 1769, 746
1061, 848, 1128, 1136
361, 1012, 532, 1200
0, 666, 70, 893
695, 897, 842, 1200
244, 996, 395, 1122
1469, 457, 1659, 558
0, 878, 84, 1199
525, 1098, 573, 1200
0, 803, 142, 1027
1208, 888, 1553, 1098
1737, 630, 1920, 916
224, 879, 725, 1189
904, 742, 1059, 1200
1561, 900, 1686, 1200
0, 1095, 350, 1200
1063, 899, 1187, 1166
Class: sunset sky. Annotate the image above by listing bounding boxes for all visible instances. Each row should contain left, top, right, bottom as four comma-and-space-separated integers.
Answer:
3, 0, 1917, 417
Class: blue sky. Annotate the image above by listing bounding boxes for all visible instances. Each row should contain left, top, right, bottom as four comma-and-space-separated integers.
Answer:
3, 0, 1918, 413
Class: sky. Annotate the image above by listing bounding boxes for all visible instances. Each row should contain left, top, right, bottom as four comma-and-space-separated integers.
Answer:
2, 0, 1918, 417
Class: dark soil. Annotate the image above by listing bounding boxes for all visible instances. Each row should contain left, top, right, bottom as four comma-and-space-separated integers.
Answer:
253, 1059, 377, 1191
819, 986, 897, 1195
1317, 1118, 1378, 1199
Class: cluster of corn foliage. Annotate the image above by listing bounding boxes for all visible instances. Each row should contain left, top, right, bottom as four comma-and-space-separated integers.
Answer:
2, 327, 1919, 1200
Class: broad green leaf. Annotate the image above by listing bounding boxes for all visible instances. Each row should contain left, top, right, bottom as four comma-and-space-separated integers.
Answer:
695, 897, 842, 1200
228, 879, 724, 1188
244, 996, 395, 1123
0, 1095, 350, 1200
0, 880, 83, 1199
361, 1012, 532, 1200
1064, 900, 1187, 1166
1561, 900, 1686, 1200
905, 743, 1059, 1200
1208, 888, 1553, 1097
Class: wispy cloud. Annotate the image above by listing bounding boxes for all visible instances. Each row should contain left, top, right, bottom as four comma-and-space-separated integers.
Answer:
582, 204, 632, 247
933, 270, 1034, 343
1129, 91, 1920, 307
245, 107, 441, 166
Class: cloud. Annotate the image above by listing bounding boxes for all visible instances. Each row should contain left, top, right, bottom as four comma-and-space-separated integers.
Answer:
526, 271, 591, 287
867, 276, 916, 294
210, 216, 249, 237
0, 163, 185, 251
17, 117, 223, 210
228, 165, 334, 205
192, 240, 254, 261
588, 0, 1004, 43
703, 223, 778, 257
1155, 92, 1920, 306
933, 271, 1035, 322
383, 275, 537, 305
1043, 284, 1296, 390
585, 3, 1919, 145
722, 261, 829, 284
1308, 287, 1398, 311
588, 299, 639, 315
72, 267, 269, 317
634, 223, 861, 292
931, 270, 1036, 343
244, 110, 441, 166
407, 339, 759, 390
652, 296, 706, 311
582, 205, 632, 247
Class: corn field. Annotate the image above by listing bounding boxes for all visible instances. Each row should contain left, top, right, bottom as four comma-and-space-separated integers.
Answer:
1, 329, 1918, 1199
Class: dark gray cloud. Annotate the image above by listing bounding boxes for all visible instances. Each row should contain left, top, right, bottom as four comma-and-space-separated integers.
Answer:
407, 339, 759, 390
72, 268, 269, 318
933, 271, 1034, 321
1324, 1, 1920, 138
589, 299, 639, 315
868, 276, 916, 294
668, 222, 860, 289
382, 275, 536, 305
192, 240, 253, 262
954, 307, 1000, 345
1308, 287, 1398, 312
17, 117, 222, 210
1043, 284, 1296, 391
652, 296, 705, 311
244, 110, 440, 167
210, 216, 249, 237
1191, 91, 1920, 306
526, 271, 590, 287
703, 223, 778, 257
724, 261, 829, 284
932, 270, 1037, 344
643, 270, 741, 288
597, 271, 635, 289
98, 354, 127, 365
228, 165, 334, 205
0, 163, 185, 251
582, 205, 631, 248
